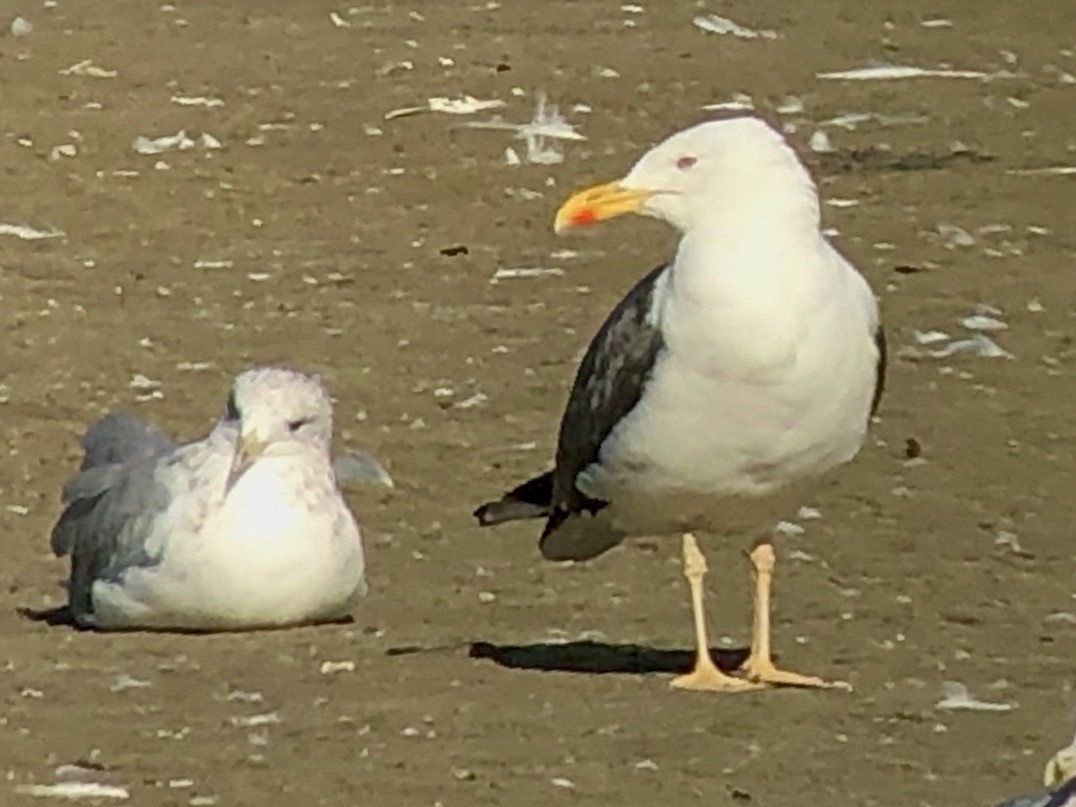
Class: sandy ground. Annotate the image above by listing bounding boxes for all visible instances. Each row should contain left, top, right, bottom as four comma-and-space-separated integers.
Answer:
0, 0, 1074, 804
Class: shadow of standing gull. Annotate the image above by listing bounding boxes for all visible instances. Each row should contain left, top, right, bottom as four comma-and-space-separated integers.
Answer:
467, 640, 750, 676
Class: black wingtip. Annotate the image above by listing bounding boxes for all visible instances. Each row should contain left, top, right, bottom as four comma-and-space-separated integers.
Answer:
474, 471, 555, 527
473, 502, 496, 526
473, 498, 548, 527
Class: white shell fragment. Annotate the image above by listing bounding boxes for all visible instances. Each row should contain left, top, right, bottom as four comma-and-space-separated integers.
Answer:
693, 14, 778, 40
935, 681, 1016, 712
491, 267, 565, 282
960, 314, 1008, 332
929, 334, 1012, 359
11, 16, 32, 37
132, 131, 221, 155
15, 782, 130, 800
0, 223, 64, 240
809, 130, 835, 153
702, 93, 755, 112
385, 95, 504, 120
59, 60, 117, 79
937, 223, 975, 248
817, 64, 990, 81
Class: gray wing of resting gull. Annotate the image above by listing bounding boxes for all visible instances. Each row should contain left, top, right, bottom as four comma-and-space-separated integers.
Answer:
474, 262, 668, 560
49, 367, 376, 632
994, 778, 1076, 807
50, 412, 179, 613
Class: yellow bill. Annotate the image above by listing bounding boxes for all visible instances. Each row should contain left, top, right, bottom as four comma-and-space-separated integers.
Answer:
553, 181, 654, 234
226, 430, 267, 492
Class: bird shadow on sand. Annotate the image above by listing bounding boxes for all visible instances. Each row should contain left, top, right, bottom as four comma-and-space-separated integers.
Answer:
389, 640, 750, 676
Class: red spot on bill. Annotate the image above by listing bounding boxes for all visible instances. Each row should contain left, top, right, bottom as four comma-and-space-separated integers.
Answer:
572, 207, 598, 227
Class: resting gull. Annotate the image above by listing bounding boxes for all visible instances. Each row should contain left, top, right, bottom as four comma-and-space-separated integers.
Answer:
475, 116, 885, 692
50, 367, 376, 632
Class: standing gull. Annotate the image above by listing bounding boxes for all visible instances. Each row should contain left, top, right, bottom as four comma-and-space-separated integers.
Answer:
51, 367, 373, 632
475, 116, 885, 692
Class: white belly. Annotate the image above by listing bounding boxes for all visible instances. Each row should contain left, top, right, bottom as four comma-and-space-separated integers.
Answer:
93, 459, 366, 631
581, 272, 878, 538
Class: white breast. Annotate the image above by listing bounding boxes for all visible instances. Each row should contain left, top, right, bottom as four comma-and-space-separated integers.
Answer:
97, 455, 365, 630
588, 236, 879, 516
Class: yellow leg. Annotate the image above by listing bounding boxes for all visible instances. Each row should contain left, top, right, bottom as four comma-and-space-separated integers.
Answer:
670, 534, 764, 693
739, 540, 850, 690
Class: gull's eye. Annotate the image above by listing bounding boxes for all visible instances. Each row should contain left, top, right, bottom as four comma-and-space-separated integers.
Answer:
288, 417, 312, 434
676, 155, 698, 171
224, 393, 240, 421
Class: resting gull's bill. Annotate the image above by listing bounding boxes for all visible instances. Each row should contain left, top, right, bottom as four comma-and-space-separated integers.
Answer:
475, 116, 885, 692
50, 367, 380, 632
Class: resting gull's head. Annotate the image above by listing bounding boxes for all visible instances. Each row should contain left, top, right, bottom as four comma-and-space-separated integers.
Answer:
554, 115, 817, 234
223, 367, 333, 488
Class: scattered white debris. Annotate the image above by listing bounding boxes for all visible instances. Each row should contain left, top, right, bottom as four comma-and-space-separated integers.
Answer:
633, 759, 659, 771
170, 95, 224, 108
132, 131, 221, 155
936, 223, 976, 248
329, 10, 350, 27
491, 267, 565, 282
915, 330, 952, 346
693, 14, 778, 39
110, 674, 150, 692
1007, 166, 1076, 176
319, 660, 355, 675
385, 95, 504, 120
429, 96, 505, 115
809, 130, 835, 153
59, 59, 117, 78
961, 314, 1008, 332
229, 712, 279, 728
994, 530, 1024, 553
1027, 298, 1044, 313
929, 334, 1012, 359
774, 521, 805, 537
464, 93, 584, 165
701, 93, 755, 112
504, 147, 521, 166
817, 64, 990, 81
129, 374, 159, 390
826, 198, 860, 208
16, 782, 130, 800
455, 392, 489, 410
0, 223, 64, 240
936, 681, 1016, 712
776, 95, 805, 115
11, 16, 32, 37
797, 506, 822, 520
550, 777, 576, 789
920, 18, 954, 28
